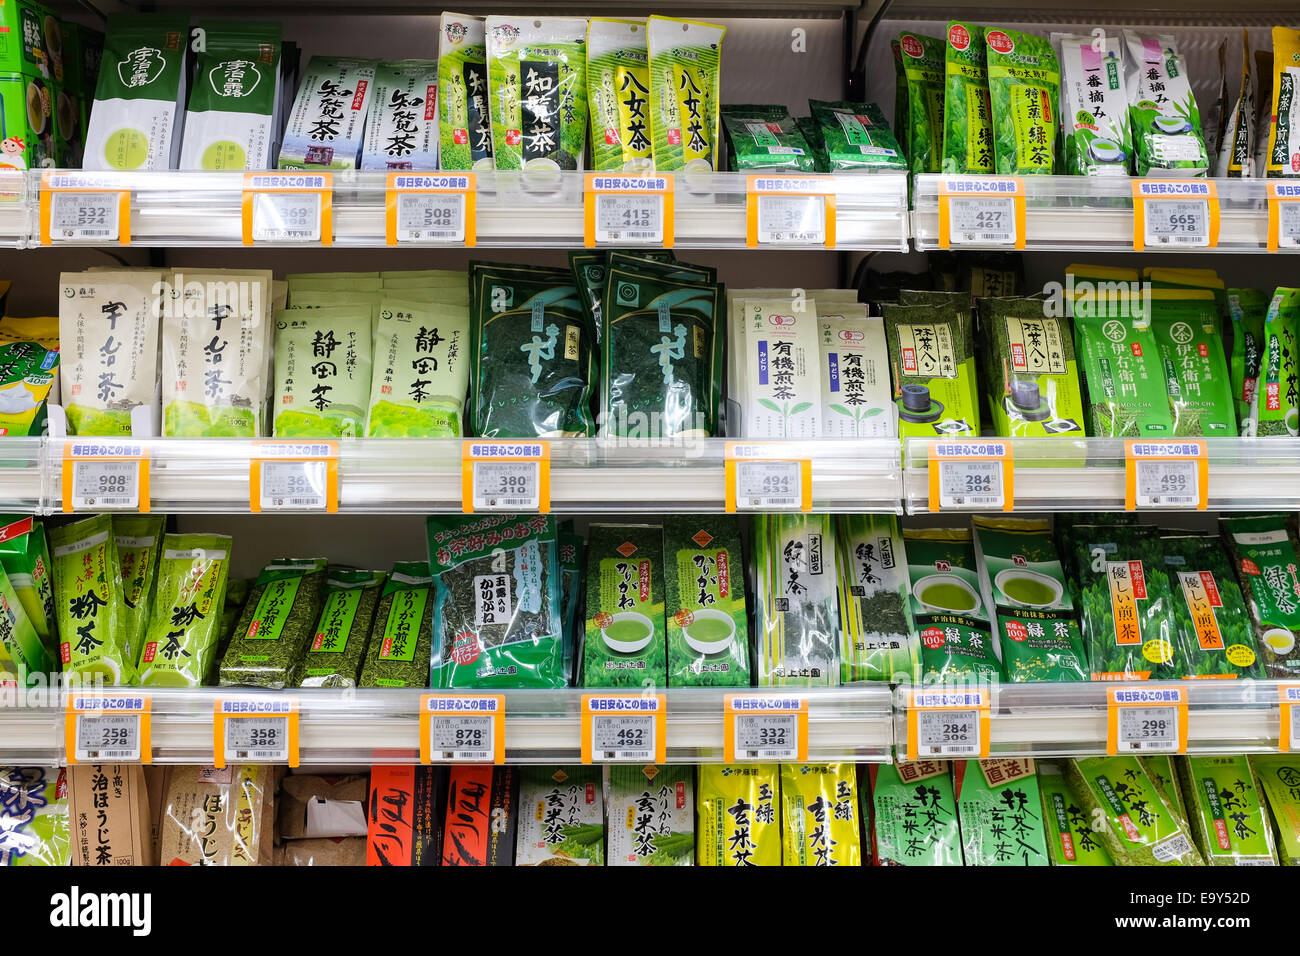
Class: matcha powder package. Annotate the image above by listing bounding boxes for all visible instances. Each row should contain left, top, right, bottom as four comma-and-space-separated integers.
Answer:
218, 559, 327, 689
136, 534, 233, 687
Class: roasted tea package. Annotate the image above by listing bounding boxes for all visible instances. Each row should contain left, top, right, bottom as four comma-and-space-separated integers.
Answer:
1177, 755, 1277, 865
781, 764, 861, 866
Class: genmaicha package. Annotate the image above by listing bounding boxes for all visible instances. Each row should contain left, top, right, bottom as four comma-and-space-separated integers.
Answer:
1250, 754, 1300, 864
781, 764, 861, 867
836, 514, 918, 683
85, 14, 189, 170
1161, 534, 1264, 679
1143, 755, 1189, 823
1151, 290, 1236, 436
883, 299, 978, 439
516, 766, 604, 866
427, 514, 565, 689
361, 60, 438, 170
587, 18, 653, 173
1214, 31, 1254, 177
871, 761, 963, 866
1038, 760, 1113, 865
1177, 755, 1277, 865
1255, 288, 1300, 436
0, 516, 56, 659
113, 514, 163, 663
982, 296, 1085, 439
737, 295, 821, 438
178, 21, 282, 170
438, 12, 492, 170
1222, 515, 1300, 678
697, 764, 780, 866
0, 341, 57, 438
1229, 288, 1269, 431
51, 515, 131, 684
942, 22, 994, 175
1264, 28, 1300, 179
663, 515, 749, 687
369, 297, 469, 438
1066, 756, 1203, 866
298, 569, 384, 688
358, 562, 434, 688
485, 16, 587, 171
582, 523, 666, 689
1054, 32, 1132, 176
807, 100, 905, 171
722, 104, 815, 172
218, 558, 327, 689
1073, 308, 1176, 437
274, 305, 373, 438
819, 305, 894, 437
955, 759, 1049, 866
985, 28, 1059, 175
897, 31, 945, 176
1123, 30, 1208, 176
136, 534, 232, 687
608, 765, 694, 866
906, 527, 1000, 684
0, 767, 69, 867
753, 514, 840, 687
160, 765, 275, 866
647, 16, 724, 173
278, 56, 377, 169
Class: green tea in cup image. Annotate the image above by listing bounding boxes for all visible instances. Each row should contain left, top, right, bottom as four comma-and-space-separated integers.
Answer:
1151, 115, 1192, 135
680, 607, 736, 654
601, 610, 655, 653
913, 574, 981, 614
1086, 136, 1126, 166
994, 567, 1063, 608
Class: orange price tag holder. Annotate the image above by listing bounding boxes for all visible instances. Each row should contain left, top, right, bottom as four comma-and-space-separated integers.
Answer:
1280, 685, 1300, 752
461, 440, 550, 513
40, 171, 130, 245
745, 174, 835, 248
937, 176, 1025, 249
1124, 440, 1207, 511
214, 697, 299, 768
249, 440, 339, 514
581, 693, 666, 764
242, 171, 332, 245
928, 439, 1013, 512
62, 439, 150, 513
1106, 685, 1188, 754
66, 691, 151, 764
723, 693, 807, 763
905, 688, 990, 761
584, 173, 674, 247
419, 694, 505, 764
1132, 179, 1219, 252
385, 171, 476, 246
1267, 181, 1300, 252
724, 442, 812, 513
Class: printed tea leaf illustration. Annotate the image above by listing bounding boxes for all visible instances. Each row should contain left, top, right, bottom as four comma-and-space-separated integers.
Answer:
758, 398, 782, 413
789, 401, 813, 415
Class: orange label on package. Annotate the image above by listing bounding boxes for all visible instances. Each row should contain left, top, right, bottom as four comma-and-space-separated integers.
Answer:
1176, 570, 1224, 650
1107, 560, 1144, 647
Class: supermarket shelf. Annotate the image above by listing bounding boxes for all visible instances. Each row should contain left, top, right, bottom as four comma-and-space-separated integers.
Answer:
62, 0, 859, 15
903, 436, 1300, 513
0, 438, 47, 514
0, 174, 31, 249
0, 685, 896, 766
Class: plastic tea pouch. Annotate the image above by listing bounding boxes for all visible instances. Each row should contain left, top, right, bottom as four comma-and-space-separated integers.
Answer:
1037, 760, 1113, 865
1072, 308, 1176, 437
427, 514, 565, 690
1161, 535, 1264, 679
0, 342, 57, 437
50, 514, 132, 684
1250, 754, 1300, 864
795, 115, 828, 171
218, 558, 327, 689
179, 21, 282, 170
781, 764, 860, 866
160, 765, 274, 866
85, 14, 188, 170
279, 57, 377, 169
361, 60, 438, 170
582, 524, 666, 689
897, 32, 945, 176
819, 307, 893, 437
485, 16, 587, 171
663, 515, 750, 688
871, 761, 962, 866
1221, 514, 1300, 678
1054, 32, 1132, 176
136, 534, 232, 687
739, 297, 821, 438
587, 19, 653, 173
646, 16, 723, 173
752, 513, 840, 687
942, 22, 994, 175
836, 514, 918, 683
891, 39, 908, 144
358, 562, 434, 689
438, 12, 492, 170
1143, 755, 1189, 822
0, 516, 55, 656
0, 561, 48, 685
1214, 32, 1254, 177
1123, 31, 1208, 176
299, 569, 383, 688
58, 270, 162, 435
883, 301, 978, 439
1255, 288, 1300, 436
1150, 291, 1236, 436
722, 104, 815, 172
806, 100, 905, 171
985, 28, 1060, 175
440, 765, 518, 866
1177, 755, 1277, 865
516, 766, 604, 866
1264, 28, 1300, 178
113, 514, 162, 663
955, 759, 1049, 866
1066, 756, 1203, 865
905, 527, 1000, 684
368, 298, 468, 438
696, 764, 780, 866
559, 528, 582, 683
0, 767, 69, 866
1229, 288, 1269, 431
608, 765, 694, 866
982, 297, 1085, 439
273, 306, 372, 438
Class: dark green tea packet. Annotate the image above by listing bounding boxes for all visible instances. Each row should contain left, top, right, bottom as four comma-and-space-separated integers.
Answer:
569, 250, 676, 346
219, 559, 328, 689
721, 104, 816, 172
359, 562, 435, 688
558, 524, 584, 685
299, 569, 385, 688
795, 115, 830, 171
1161, 535, 1264, 680
808, 99, 907, 171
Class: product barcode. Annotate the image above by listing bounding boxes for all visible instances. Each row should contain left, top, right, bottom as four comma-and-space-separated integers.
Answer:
1156, 235, 1202, 244
495, 498, 533, 508
949, 495, 1000, 507
445, 750, 489, 760
423, 230, 459, 239
286, 497, 322, 506
750, 496, 797, 507
237, 749, 283, 760
1152, 833, 1193, 862
95, 497, 134, 507
621, 231, 659, 239
604, 749, 650, 760
1146, 495, 1196, 506
65, 229, 113, 237
962, 232, 1012, 242
745, 749, 786, 758
93, 750, 135, 759
930, 744, 976, 755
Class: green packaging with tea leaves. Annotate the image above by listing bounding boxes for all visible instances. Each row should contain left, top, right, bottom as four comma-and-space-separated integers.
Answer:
607, 765, 694, 866
942, 22, 993, 175
664, 515, 749, 688
0, 516, 56, 658
1160, 534, 1264, 679
0, 561, 48, 686
50, 514, 131, 684
696, 764, 780, 867
985, 28, 1059, 175
1228, 288, 1269, 431
955, 758, 1049, 866
359, 562, 434, 689
807, 100, 905, 171
871, 761, 962, 866
1122, 30, 1208, 176
883, 301, 978, 439
781, 764, 861, 866
583, 523, 666, 689
218, 558, 327, 689
275, 306, 373, 438
368, 298, 470, 438
1221, 515, 1300, 678
1151, 291, 1236, 436
1142, 755, 1188, 822
890, 39, 908, 146
0, 766, 69, 867
1177, 755, 1277, 865
568, 249, 674, 347
587, 19, 653, 174
136, 534, 232, 687
897, 31, 945, 176
1066, 756, 1203, 866
1073, 308, 1176, 437
1255, 288, 1300, 436
299, 569, 384, 688
835, 514, 918, 683
1038, 760, 1113, 865
438, 12, 492, 170
722, 104, 816, 172
795, 114, 828, 171
516, 766, 605, 866
113, 515, 163, 664
1054, 32, 1132, 176
906, 527, 999, 684
982, 296, 1085, 439
1249, 754, 1300, 865
753, 514, 839, 687
646, 16, 724, 172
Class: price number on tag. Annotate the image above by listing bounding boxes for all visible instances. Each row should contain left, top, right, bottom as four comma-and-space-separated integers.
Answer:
591, 714, 655, 761
260, 460, 328, 510
938, 459, 1004, 509
915, 708, 981, 757
756, 195, 825, 244
50, 192, 119, 241
430, 715, 494, 761
734, 713, 797, 760
472, 461, 540, 511
395, 193, 465, 242
1144, 199, 1209, 246
1135, 459, 1198, 508
734, 460, 802, 510
71, 459, 139, 510
224, 715, 290, 761
252, 192, 322, 242
75, 714, 141, 762
595, 194, 663, 243
948, 196, 1016, 245
1117, 706, 1180, 752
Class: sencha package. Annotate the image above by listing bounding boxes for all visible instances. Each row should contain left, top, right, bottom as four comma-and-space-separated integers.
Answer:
218, 558, 327, 689
1250, 754, 1300, 864
51, 515, 131, 684
582, 523, 666, 689
819, 306, 894, 437
1177, 755, 1277, 865
1066, 756, 1203, 865
516, 766, 604, 866
941, 22, 993, 175
438, 12, 492, 170
0, 517, 56, 659
663, 515, 750, 687
897, 31, 945, 176
1254, 288, 1300, 436
1161, 534, 1264, 679
835, 513, 918, 683
807, 100, 905, 171
753, 514, 840, 687
1214, 31, 1254, 177
781, 764, 861, 866
737, 295, 821, 438
1073, 307, 1175, 437
696, 764, 780, 866
981, 296, 1085, 439
871, 761, 962, 866
587, 18, 653, 173
1264, 28, 1300, 179
1150, 290, 1236, 436
361, 60, 438, 170
1221, 515, 1300, 678
279, 56, 377, 169
1038, 760, 1113, 865
906, 527, 1000, 684
1122, 30, 1208, 176
136, 534, 232, 687
298, 569, 384, 688
722, 104, 815, 172
1054, 32, 1132, 176
608, 765, 694, 866
647, 16, 724, 172
985, 28, 1059, 175
1228, 288, 1269, 431
369, 298, 470, 438
955, 759, 1049, 865
178, 21, 282, 170
113, 514, 163, 664
358, 562, 434, 688
275, 305, 373, 438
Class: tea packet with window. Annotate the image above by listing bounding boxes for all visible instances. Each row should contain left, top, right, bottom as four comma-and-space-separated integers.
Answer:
587, 18, 653, 173
438, 12, 492, 170
697, 764, 780, 866
782, 764, 861, 866
1221, 514, 1300, 678
361, 59, 438, 170
1160, 534, 1263, 679
608, 765, 694, 866
113, 515, 163, 664
942, 22, 993, 175
1253, 288, 1300, 436
136, 534, 232, 687
897, 31, 944, 176
906, 527, 999, 684
1054, 32, 1131, 176
279, 56, 377, 169
179, 21, 282, 170
955, 759, 1049, 865
51, 514, 131, 684
516, 766, 604, 866
1249, 754, 1300, 865
359, 562, 434, 689
1177, 755, 1277, 865
218, 558, 327, 689
160, 765, 274, 865
1038, 760, 1113, 865
368, 297, 469, 438
298, 569, 384, 688
1066, 756, 1203, 866
664, 514, 749, 688
835, 514, 918, 683
871, 761, 963, 865
647, 16, 724, 172
274, 306, 373, 438
1122, 30, 1208, 176
753, 513, 839, 687
582, 523, 666, 689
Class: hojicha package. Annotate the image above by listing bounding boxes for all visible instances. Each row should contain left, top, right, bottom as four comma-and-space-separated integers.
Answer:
136, 534, 232, 687
438, 12, 492, 170
358, 562, 434, 689
836, 513, 918, 683
1177, 755, 1278, 865
1037, 760, 1113, 866
218, 558, 328, 689
67, 763, 151, 865
369, 297, 469, 438
361, 60, 439, 171
441, 765, 519, 866
587, 18, 653, 174
897, 31, 945, 177
753, 513, 840, 687
298, 569, 384, 688
663, 515, 750, 687
178, 21, 282, 170
51, 514, 131, 684
1221, 514, 1300, 678
1161, 534, 1264, 679
113, 514, 163, 664
697, 764, 780, 866
279, 56, 377, 169
1065, 756, 1203, 866
985, 28, 1059, 175
647, 16, 724, 173
871, 761, 962, 866
608, 765, 694, 866
159, 765, 275, 865
942, 22, 994, 175
955, 759, 1049, 866
782, 764, 861, 866
516, 766, 604, 866
1122, 30, 1208, 176
906, 527, 1000, 684
582, 523, 666, 689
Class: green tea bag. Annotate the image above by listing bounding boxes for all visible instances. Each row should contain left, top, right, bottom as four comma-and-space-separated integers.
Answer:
275, 306, 374, 438
1054, 32, 1132, 176
516, 766, 605, 866
722, 104, 816, 172
587, 18, 654, 173
753, 514, 840, 687
1221, 514, 1300, 678
807, 100, 905, 171
1255, 288, 1300, 436
871, 761, 963, 866
113, 515, 163, 664
582, 524, 666, 689
1073, 307, 1176, 437
359, 562, 434, 689
1066, 756, 1203, 866
955, 759, 1049, 865
367, 297, 470, 438
1228, 288, 1269, 431
835, 514, 919, 683
1151, 291, 1236, 436
0, 516, 56, 657
696, 764, 781, 866
1160, 534, 1264, 679
607, 765, 694, 866
218, 559, 327, 689
781, 764, 862, 866
795, 115, 829, 171
1250, 754, 1300, 865
981, 296, 1085, 439
1177, 755, 1278, 865
1038, 760, 1113, 865
663, 515, 750, 687
985, 28, 1060, 175
50, 515, 132, 685
136, 534, 232, 687
897, 32, 945, 176
647, 16, 724, 172
298, 569, 384, 688
1123, 30, 1209, 176
942, 22, 994, 174
1213, 31, 1254, 177
437, 12, 492, 170
906, 527, 1000, 684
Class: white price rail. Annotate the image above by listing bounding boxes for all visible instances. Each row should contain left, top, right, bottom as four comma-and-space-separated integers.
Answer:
1132, 180, 1219, 252
1107, 686, 1188, 754
242, 172, 332, 245
40, 172, 130, 245
61, 441, 149, 513
584, 174, 673, 247
724, 442, 811, 512
419, 694, 505, 763
927, 440, 1013, 511
385, 172, 475, 245
65, 692, 151, 764
581, 693, 666, 764
905, 688, 990, 760
249, 440, 339, 513
1267, 182, 1300, 252
1125, 440, 1207, 510
213, 697, 299, 767
462, 440, 551, 513
745, 175, 834, 247
723, 693, 807, 762
937, 176, 1025, 248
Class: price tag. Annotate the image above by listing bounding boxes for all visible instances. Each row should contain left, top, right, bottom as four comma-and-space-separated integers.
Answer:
906, 689, 990, 760
723, 694, 807, 762
249, 441, 339, 513
1125, 440, 1207, 510
1132, 180, 1219, 252
462, 440, 550, 513
39, 172, 131, 245
581, 694, 666, 764
214, 698, 299, 767
584, 174, 674, 247
242, 172, 332, 245
928, 440, 1013, 511
65, 692, 151, 764
937, 177, 1025, 249
724, 443, 812, 512
419, 694, 505, 763
746, 175, 834, 247
1107, 686, 1187, 754
385, 172, 475, 245
61, 441, 149, 513
1267, 182, 1300, 252
1280, 685, 1300, 752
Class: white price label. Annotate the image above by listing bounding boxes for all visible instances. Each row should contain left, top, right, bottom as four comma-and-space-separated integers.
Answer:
74, 713, 141, 762
594, 194, 664, 244
1144, 199, 1209, 247
429, 714, 494, 761
733, 713, 798, 760
395, 192, 465, 242
472, 460, 540, 511
591, 714, 656, 761
1279, 203, 1300, 249
756, 195, 825, 244
50, 192, 119, 241
915, 708, 981, 757
734, 460, 802, 510
1116, 705, 1180, 751
1290, 703, 1300, 752
947, 196, 1017, 245
223, 715, 290, 762
259, 459, 328, 511
1134, 459, 1198, 508
71, 459, 139, 510
937, 459, 1004, 510
252, 192, 322, 242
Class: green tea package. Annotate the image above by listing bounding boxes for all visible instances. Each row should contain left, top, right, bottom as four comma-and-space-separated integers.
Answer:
274, 306, 373, 438
819, 308, 895, 437
587, 18, 653, 173
0, 767, 69, 866
50, 515, 131, 684
1073, 309, 1176, 437
781, 764, 861, 867
0, 561, 48, 686
1213, 31, 1254, 177
870, 761, 962, 866
471, 263, 593, 438
973, 517, 1086, 683
1122, 30, 1209, 176
807, 100, 905, 171
113, 515, 163, 663
485, 16, 587, 171
795, 114, 828, 171
1229, 288, 1269, 431
368, 298, 469, 438
646, 16, 724, 173
558, 528, 583, 684
428, 514, 565, 689
582, 524, 666, 689
136, 534, 232, 687
298, 570, 384, 688
0, 516, 56, 657
1053, 32, 1132, 176
1066, 756, 1203, 865
753, 514, 839, 687
570, 250, 676, 347
1254, 288, 1300, 436
737, 295, 822, 438
663, 515, 749, 687
1249, 754, 1300, 865
437, 12, 492, 170
1177, 755, 1277, 865
1161, 534, 1264, 679
1151, 291, 1236, 436
178, 21, 282, 170
1264, 28, 1300, 179
220, 577, 251, 645
722, 104, 816, 172
516, 766, 604, 866
906, 527, 999, 684
0, 341, 56, 438
882, 301, 978, 438
608, 765, 694, 866
85, 14, 189, 170
890, 39, 908, 146
982, 297, 1085, 439
900, 289, 981, 428
1038, 760, 1113, 865
1142, 755, 1189, 823
697, 764, 780, 866
218, 558, 327, 689
941, 22, 993, 175
360, 59, 439, 170
358, 562, 434, 689
278, 56, 377, 170
955, 758, 1049, 866
1222, 515, 1300, 678
897, 32, 944, 176
985, 28, 1059, 175
835, 514, 918, 683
